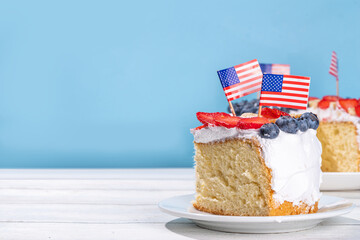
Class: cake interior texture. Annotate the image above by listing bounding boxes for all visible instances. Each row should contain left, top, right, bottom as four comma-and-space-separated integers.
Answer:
193, 138, 318, 216
317, 122, 360, 172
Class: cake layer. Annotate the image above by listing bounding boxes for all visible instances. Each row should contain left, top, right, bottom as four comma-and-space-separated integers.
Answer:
305, 107, 360, 172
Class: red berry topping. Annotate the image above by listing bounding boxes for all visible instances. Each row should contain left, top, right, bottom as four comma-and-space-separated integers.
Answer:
339, 99, 358, 112
261, 108, 290, 119
237, 117, 270, 129
322, 95, 342, 101
309, 96, 319, 101
356, 105, 360, 117
214, 114, 242, 128
318, 99, 330, 109
196, 112, 229, 126
194, 125, 206, 130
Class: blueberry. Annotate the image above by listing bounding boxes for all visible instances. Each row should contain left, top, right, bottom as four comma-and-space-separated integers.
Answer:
260, 123, 280, 139
275, 116, 299, 134
239, 100, 248, 107
250, 99, 259, 107
300, 112, 319, 130
228, 99, 260, 115
298, 118, 309, 132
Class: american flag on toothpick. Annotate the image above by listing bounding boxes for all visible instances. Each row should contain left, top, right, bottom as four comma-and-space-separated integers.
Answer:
329, 51, 339, 96
260, 63, 290, 75
259, 74, 311, 110
329, 51, 338, 80
217, 59, 263, 102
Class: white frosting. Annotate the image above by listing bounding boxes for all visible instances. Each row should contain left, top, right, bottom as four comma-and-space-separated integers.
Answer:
191, 126, 258, 143
257, 130, 322, 206
303, 107, 360, 150
191, 126, 322, 206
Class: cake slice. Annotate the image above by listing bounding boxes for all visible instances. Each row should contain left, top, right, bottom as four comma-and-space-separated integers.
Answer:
307, 96, 360, 172
191, 110, 322, 216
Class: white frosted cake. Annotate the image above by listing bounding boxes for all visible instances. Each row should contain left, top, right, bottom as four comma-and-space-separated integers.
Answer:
191, 109, 322, 216
305, 96, 360, 172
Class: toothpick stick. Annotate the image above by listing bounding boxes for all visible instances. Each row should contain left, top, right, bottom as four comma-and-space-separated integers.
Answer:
228, 101, 236, 116
336, 77, 339, 97
258, 106, 262, 117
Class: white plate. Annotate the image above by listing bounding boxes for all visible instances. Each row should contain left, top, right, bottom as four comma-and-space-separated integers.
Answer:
159, 194, 354, 233
320, 172, 360, 191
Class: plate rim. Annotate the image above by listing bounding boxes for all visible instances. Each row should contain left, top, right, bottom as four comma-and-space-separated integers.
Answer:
158, 194, 355, 223
323, 172, 360, 175
321, 172, 360, 190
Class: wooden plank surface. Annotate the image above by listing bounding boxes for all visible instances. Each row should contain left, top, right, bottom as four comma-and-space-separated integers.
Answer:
0, 169, 358, 240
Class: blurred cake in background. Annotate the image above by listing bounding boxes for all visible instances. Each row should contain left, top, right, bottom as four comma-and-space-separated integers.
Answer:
306, 96, 360, 172
191, 109, 322, 216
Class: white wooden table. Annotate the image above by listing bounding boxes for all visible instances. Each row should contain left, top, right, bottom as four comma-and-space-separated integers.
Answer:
0, 169, 359, 240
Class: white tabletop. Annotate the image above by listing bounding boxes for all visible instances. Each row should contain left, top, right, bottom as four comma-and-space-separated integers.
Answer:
0, 169, 359, 240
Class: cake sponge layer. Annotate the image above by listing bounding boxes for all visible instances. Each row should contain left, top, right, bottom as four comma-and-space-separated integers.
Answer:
317, 122, 360, 172
193, 138, 319, 216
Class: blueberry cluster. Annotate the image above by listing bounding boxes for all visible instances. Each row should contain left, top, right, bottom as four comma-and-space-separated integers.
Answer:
259, 112, 319, 139
228, 99, 292, 116
227, 99, 259, 115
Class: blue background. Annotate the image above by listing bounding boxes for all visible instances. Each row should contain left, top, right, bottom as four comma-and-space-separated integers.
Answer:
0, 0, 359, 168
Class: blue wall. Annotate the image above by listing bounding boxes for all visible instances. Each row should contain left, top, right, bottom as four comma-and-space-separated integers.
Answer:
0, 0, 359, 168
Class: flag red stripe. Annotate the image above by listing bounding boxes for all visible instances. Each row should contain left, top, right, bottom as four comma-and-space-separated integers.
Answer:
236, 65, 259, 74
259, 97, 308, 104
282, 86, 309, 92
227, 88, 261, 101
259, 103, 307, 110
282, 81, 310, 86
239, 75, 263, 85
283, 75, 310, 80
225, 81, 263, 96
272, 64, 290, 67
329, 51, 338, 79
236, 70, 262, 80
223, 82, 242, 91
234, 59, 258, 68
260, 91, 308, 98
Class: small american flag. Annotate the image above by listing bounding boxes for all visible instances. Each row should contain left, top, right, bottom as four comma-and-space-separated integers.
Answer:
217, 59, 263, 102
259, 74, 311, 110
260, 63, 290, 75
329, 51, 338, 80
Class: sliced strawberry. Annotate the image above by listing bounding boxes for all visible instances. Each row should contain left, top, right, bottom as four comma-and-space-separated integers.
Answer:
214, 114, 242, 128
339, 99, 358, 112
355, 105, 360, 117
237, 117, 270, 129
261, 108, 290, 119
194, 125, 206, 130
318, 99, 330, 109
196, 112, 229, 126
323, 95, 342, 101
309, 96, 319, 101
